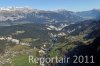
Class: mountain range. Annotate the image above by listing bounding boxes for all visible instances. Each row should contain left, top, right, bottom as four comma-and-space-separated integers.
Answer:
0, 7, 100, 26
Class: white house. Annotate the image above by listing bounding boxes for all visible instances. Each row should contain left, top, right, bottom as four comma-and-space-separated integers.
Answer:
7, 37, 13, 41
7, 37, 19, 44
11, 39, 19, 44
38, 49, 45, 56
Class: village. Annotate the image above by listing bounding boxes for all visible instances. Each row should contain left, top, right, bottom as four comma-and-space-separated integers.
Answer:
0, 36, 52, 66
0, 33, 63, 66
0, 36, 30, 46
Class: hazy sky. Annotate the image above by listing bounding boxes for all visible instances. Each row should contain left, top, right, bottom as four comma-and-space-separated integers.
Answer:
0, 0, 100, 11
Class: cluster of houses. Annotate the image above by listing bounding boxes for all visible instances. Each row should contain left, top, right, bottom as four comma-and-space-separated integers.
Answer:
0, 36, 30, 46
7, 37, 20, 44
0, 37, 6, 40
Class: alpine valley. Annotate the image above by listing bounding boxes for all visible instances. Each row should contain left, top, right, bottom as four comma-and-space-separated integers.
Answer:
0, 7, 100, 66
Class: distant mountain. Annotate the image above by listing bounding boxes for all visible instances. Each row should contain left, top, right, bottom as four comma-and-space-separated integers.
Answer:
0, 7, 100, 27
0, 7, 84, 26
76, 9, 100, 19
0, 8, 81, 23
